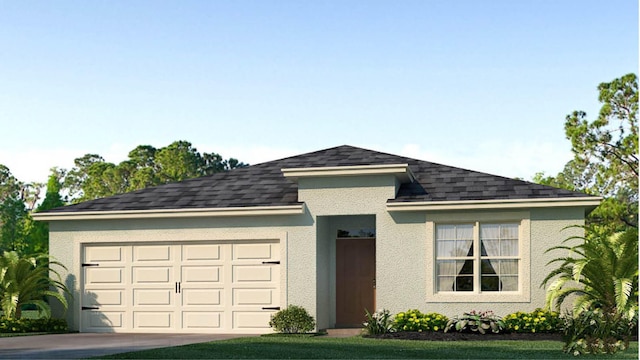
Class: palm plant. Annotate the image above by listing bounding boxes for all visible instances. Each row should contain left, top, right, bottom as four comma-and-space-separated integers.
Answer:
542, 227, 638, 319
0, 251, 70, 319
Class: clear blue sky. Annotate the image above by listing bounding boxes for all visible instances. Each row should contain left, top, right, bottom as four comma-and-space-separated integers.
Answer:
1, 0, 637, 184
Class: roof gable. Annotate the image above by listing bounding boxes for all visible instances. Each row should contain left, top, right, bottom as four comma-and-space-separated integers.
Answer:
43, 145, 595, 213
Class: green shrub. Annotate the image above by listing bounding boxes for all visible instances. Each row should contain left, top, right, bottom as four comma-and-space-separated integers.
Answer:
269, 305, 315, 334
363, 309, 395, 335
445, 310, 505, 334
562, 308, 637, 356
394, 309, 448, 332
0, 251, 70, 320
503, 308, 562, 333
0, 318, 68, 333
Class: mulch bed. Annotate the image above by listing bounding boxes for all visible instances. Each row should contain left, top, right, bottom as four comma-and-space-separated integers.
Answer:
369, 331, 563, 341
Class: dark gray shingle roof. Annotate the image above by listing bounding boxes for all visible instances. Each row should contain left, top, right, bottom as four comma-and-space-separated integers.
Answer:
47, 145, 592, 213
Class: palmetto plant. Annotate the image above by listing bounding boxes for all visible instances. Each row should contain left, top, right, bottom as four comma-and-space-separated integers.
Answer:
542, 228, 638, 319
0, 251, 70, 319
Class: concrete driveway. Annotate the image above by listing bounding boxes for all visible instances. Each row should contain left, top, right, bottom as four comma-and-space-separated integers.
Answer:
0, 332, 255, 359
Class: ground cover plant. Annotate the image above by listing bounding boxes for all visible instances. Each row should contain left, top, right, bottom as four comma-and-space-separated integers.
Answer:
363, 308, 394, 335
93, 335, 638, 359
445, 310, 505, 334
393, 309, 448, 332
503, 308, 562, 333
0, 317, 67, 334
562, 308, 637, 356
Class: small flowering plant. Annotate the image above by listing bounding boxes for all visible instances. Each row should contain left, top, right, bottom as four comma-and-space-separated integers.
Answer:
394, 309, 448, 332
445, 310, 505, 334
503, 308, 562, 333
562, 308, 637, 356
363, 309, 395, 335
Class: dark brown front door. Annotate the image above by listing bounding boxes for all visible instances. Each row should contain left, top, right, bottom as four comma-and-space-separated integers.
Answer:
336, 238, 375, 327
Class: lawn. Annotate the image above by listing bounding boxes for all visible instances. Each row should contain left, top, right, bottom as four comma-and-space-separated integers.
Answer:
95, 335, 639, 359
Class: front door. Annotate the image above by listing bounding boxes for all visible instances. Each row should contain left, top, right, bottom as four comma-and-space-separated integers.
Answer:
335, 238, 375, 327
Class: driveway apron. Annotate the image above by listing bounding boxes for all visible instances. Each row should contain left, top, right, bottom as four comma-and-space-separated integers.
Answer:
0, 333, 254, 359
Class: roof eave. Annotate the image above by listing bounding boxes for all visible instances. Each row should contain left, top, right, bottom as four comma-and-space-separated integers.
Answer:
32, 204, 307, 221
386, 197, 603, 212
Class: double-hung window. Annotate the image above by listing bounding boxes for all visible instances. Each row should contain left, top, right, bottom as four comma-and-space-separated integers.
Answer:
436, 223, 519, 293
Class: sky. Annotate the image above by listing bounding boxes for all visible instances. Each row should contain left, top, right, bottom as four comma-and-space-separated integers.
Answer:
1, 0, 637, 185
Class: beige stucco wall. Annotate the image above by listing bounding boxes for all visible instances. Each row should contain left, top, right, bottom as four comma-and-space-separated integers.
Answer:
378, 207, 584, 317
48, 171, 588, 331
49, 213, 315, 331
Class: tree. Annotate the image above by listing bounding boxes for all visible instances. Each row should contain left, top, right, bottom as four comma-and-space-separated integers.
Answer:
155, 141, 202, 183
0, 165, 20, 203
0, 251, 69, 319
0, 165, 38, 255
536, 73, 638, 232
124, 145, 159, 190
63, 154, 105, 201
63, 141, 248, 203
29, 169, 67, 254
0, 197, 30, 254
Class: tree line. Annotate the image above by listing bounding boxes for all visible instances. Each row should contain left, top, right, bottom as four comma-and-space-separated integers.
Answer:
0, 141, 246, 254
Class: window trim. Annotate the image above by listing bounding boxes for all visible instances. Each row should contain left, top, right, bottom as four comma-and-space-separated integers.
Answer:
426, 211, 531, 303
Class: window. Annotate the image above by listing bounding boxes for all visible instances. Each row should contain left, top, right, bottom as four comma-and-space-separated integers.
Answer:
436, 223, 519, 293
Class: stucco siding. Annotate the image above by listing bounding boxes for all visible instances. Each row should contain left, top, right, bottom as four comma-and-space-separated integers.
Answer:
315, 216, 330, 330
49, 215, 315, 331
48, 175, 589, 331
377, 211, 427, 313
374, 207, 585, 317
529, 207, 585, 314
49, 224, 77, 330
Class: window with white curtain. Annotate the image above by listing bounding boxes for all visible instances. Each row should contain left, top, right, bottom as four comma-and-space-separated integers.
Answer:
436, 223, 519, 293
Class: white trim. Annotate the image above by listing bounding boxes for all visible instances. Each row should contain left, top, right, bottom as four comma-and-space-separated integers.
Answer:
33, 204, 306, 221
425, 213, 532, 303
388, 197, 601, 212
282, 164, 415, 183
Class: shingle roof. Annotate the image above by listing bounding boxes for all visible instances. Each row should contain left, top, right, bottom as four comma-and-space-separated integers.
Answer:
46, 145, 593, 213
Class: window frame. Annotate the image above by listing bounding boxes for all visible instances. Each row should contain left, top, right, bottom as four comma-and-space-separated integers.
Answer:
426, 211, 531, 303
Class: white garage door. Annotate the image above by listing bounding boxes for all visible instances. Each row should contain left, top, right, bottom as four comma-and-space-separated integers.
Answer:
81, 241, 280, 333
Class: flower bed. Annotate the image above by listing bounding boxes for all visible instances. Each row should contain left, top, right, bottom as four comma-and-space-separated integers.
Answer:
368, 331, 563, 341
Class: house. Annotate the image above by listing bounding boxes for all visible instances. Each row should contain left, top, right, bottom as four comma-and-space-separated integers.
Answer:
34, 145, 600, 334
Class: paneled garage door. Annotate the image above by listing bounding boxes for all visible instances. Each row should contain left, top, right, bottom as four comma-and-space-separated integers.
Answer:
81, 241, 280, 333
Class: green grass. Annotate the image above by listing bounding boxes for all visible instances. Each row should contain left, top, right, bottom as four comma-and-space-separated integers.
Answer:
94, 336, 639, 359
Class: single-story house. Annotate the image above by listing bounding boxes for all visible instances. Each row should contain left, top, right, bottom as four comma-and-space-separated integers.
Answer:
35, 145, 600, 334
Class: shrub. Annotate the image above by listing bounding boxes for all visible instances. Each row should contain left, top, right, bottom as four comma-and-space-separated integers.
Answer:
363, 309, 394, 335
445, 310, 505, 334
542, 228, 638, 320
394, 309, 448, 332
268, 305, 315, 334
0, 251, 70, 320
503, 308, 562, 333
0, 317, 68, 333
562, 308, 637, 356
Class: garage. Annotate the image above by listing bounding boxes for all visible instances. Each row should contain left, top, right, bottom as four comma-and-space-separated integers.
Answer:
81, 240, 280, 333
